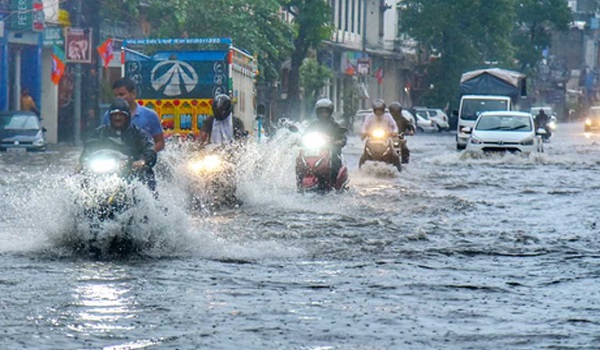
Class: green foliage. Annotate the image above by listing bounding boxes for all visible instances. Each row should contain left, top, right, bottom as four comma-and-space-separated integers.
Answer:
300, 57, 332, 99
282, 0, 335, 117
401, 0, 515, 106
513, 0, 572, 73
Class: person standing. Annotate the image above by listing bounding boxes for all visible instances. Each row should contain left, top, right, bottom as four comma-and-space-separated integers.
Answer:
102, 77, 165, 153
21, 89, 40, 117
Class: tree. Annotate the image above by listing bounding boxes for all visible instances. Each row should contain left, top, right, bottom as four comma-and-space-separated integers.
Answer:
281, 0, 334, 119
513, 0, 572, 73
300, 57, 333, 111
400, 0, 515, 107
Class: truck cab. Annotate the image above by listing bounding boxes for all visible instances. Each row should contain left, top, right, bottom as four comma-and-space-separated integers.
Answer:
456, 95, 511, 150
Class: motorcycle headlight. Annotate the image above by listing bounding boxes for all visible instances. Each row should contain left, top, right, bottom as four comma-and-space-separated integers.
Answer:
88, 158, 119, 174
189, 155, 222, 173
520, 138, 534, 146
470, 137, 483, 145
586, 119, 592, 126
548, 121, 557, 130
302, 133, 327, 149
371, 129, 386, 139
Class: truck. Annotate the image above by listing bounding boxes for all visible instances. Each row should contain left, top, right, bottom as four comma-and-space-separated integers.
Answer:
121, 38, 257, 140
455, 68, 527, 150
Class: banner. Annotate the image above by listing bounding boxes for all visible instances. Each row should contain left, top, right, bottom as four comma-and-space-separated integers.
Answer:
65, 28, 92, 63
125, 58, 229, 100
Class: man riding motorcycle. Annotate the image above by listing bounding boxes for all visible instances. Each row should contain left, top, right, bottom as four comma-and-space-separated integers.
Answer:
80, 98, 157, 191
303, 98, 347, 185
360, 99, 402, 171
388, 102, 414, 164
200, 94, 247, 145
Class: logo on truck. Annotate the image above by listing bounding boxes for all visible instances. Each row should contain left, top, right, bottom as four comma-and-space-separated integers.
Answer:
151, 60, 199, 97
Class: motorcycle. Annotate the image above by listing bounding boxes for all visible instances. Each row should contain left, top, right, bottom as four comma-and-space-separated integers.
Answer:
359, 128, 402, 172
75, 140, 140, 255
185, 145, 239, 209
296, 131, 349, 193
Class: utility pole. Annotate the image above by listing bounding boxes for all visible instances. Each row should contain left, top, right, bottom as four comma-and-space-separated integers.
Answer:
73, 0, 82, 146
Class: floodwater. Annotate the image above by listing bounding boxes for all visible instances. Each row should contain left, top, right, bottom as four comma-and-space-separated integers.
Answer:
1, 123, 599, 349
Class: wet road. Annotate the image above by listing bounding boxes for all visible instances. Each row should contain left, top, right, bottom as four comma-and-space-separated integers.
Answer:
1, 123, 599, 349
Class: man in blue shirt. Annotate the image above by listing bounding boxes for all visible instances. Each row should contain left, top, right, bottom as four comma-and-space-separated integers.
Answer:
102, 77, 165, 152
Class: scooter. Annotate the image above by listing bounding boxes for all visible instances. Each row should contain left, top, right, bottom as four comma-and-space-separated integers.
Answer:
296, 132, 349, 193
359, 128, 402, 172
76, 140, 139, 255
186, 144, 240, 209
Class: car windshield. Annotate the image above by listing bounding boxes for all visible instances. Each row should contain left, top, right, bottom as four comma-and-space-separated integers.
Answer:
475, 115, 532, 132
0, 114, 40, 131
461, 99, 509, 121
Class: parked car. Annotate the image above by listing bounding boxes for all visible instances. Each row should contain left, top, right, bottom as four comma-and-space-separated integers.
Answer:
465, 111, 543, 154
0, 111, 47, 152
584, 106, 600, 132
413, 107, 450, 131
413, 112, 437, 133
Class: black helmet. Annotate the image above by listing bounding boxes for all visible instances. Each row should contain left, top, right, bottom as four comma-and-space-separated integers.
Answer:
108, 98, 131, 129
372, 99, 386, 114
388, 102, 402, 115
315, 98, 334, 120
212, 94, 232, 121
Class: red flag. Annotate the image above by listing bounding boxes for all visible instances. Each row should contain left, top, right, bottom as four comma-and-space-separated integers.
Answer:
51, 45, 66, 85
97, 38, 114, 68
374, 66, 384, 85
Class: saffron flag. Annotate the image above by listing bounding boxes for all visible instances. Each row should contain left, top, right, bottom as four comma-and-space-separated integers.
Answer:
97, 38, 114, 68
51, 45, 66, 85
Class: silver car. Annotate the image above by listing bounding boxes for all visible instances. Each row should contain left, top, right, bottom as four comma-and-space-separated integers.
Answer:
0, 111, 47, 152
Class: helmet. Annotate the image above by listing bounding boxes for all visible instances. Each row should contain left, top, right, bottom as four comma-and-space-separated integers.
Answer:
372, 99, 386, 115
212, 94, 232, 121
315, 98, 334, 120
108, 98, 131, 130
388, 102, 402, 116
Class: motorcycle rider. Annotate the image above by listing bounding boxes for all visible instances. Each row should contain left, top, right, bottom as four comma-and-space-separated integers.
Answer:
81, 98, 158, 191
535, 109, 549, 130
303, 98, 347, 185
388, 102, 415, 164
200, 94, 247, 145
361, 99, 399, 139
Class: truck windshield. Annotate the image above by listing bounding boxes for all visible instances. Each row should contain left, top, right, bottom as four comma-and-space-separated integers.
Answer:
461, 99, 509, 121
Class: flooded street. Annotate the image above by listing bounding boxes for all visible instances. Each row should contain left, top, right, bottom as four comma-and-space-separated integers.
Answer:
1, 123, 599, 349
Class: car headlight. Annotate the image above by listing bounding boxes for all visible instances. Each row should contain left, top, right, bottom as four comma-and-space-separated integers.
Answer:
88, 158, 120, 173
32, 137, 45, 146
520, 138, 534, 146
371, 129, 386, 139
189, 155, 222, 173
586, 119, 592, 126
470, 137, 483, 145
302, 133, 328, 149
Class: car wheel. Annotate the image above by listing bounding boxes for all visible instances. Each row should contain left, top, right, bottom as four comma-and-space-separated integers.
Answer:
417, 127, 424, 133
457, 143, 466, 151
